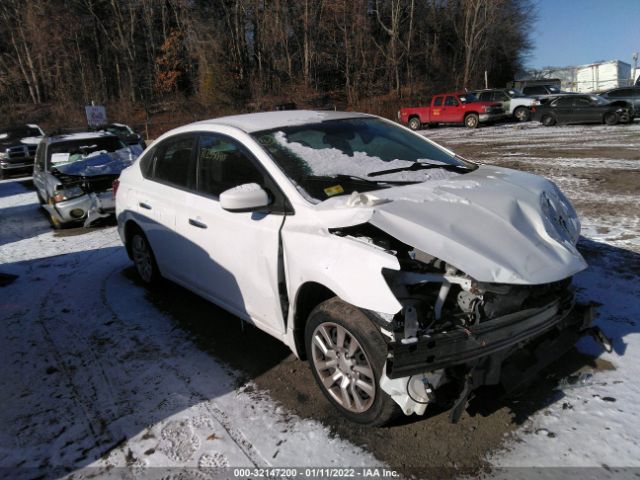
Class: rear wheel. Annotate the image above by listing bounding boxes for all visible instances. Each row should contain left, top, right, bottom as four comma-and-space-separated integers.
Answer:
514, 106, 531, 122
128, 227, 161, 285
541, 114, 556, 126
408, 117, 421, 131
464, 113, 479, 128
604, 112, 619, 125
305, 298, 400, 426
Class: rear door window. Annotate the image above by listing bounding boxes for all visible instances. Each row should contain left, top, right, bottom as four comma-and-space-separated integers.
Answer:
153, 136, 197, 189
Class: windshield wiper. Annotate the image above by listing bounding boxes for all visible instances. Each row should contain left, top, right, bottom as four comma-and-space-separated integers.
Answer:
305, 174, 394, 185
366, 162, 472, 178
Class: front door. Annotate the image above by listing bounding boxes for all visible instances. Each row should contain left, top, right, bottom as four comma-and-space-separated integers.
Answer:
179, 132, 286, 333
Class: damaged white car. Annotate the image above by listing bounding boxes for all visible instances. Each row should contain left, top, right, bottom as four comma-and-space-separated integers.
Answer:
33, 132, 140, 228
115, 111, 606, 425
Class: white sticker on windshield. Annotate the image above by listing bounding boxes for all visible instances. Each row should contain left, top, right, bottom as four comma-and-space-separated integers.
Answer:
51, 153, 70, 164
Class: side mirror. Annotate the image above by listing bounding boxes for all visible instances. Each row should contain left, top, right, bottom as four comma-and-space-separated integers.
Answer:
219, 183, 271, 212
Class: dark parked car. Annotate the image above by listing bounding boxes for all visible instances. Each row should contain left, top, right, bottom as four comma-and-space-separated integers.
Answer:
599, 87, 640, 120
101, 123, 146, 150
0, 124, 45, 179
532, 94, 629, 126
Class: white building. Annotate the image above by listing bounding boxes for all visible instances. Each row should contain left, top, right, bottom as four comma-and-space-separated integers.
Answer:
520, 59, 634, 92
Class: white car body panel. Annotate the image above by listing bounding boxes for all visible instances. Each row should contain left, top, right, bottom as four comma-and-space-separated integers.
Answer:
505, 97, 536, 115
180, 189, 286, 330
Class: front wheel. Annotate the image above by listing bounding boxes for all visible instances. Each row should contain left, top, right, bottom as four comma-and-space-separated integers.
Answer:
408, 117, 421, 131
514, 106, 531, 122
604, 112, 619, 125
305, 298, 400, 426
464, 113, 479, 128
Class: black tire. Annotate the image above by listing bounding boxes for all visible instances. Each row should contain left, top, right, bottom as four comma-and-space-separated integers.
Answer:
513, 106, 531, 122
0, 169, 5, 180
126, 226, 161, 285
304, 297, 400, 426
464, 113, 479, 128
541, 114, 556, 126
408, 117, 421, 131
604, 112, 619, 126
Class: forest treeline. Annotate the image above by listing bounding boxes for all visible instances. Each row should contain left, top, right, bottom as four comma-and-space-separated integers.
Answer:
0, 0, 534, 128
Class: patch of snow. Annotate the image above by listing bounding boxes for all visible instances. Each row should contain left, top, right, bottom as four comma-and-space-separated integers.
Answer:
273, 130, 460, 183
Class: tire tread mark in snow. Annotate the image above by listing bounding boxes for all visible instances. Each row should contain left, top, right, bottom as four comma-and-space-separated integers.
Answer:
35, 249, 124, 452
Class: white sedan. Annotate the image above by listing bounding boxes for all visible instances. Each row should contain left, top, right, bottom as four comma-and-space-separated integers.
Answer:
115, 110, 601, 425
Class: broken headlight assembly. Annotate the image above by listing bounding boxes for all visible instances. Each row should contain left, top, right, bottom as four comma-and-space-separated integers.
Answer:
52, 185, 84, 203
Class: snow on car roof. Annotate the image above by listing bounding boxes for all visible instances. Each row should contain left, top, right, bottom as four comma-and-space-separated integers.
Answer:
190, 110, 374, 133
48, 131, 116, 143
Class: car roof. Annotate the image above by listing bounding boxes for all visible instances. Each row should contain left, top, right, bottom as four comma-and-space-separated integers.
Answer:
188, 110, 374, 133
46, 131, 117, 144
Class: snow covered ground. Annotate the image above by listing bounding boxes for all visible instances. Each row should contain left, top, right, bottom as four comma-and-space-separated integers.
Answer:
0, 121, 639, 478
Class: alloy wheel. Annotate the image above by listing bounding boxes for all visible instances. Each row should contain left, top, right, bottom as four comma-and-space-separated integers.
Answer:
310, 322, 376, 413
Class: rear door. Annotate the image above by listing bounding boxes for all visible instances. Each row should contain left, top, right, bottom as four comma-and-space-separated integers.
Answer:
136, 134, 197, 283
552, 96, 574, 122
178, 132, 287, 332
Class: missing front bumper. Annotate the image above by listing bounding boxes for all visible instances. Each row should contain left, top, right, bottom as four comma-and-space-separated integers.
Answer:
385, 294, 594, 379
382, 299, 600, 421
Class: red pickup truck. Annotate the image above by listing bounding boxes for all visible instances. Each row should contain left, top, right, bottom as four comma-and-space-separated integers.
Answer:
398, 92, 505, 129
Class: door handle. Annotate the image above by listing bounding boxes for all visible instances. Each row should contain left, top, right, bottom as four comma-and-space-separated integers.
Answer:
189, 218, 207, 229
139, 202, 152, 210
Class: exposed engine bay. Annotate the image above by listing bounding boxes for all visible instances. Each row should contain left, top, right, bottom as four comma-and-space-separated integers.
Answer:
331, 223, 606, 421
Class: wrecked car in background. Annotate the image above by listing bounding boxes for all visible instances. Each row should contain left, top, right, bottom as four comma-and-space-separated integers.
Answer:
0, 124, 45, 179
101, 122, 147, 150
116, 111, 606, 425
33, 132, 140, 228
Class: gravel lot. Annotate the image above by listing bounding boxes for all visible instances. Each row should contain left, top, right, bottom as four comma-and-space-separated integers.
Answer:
1, 121, 638, 478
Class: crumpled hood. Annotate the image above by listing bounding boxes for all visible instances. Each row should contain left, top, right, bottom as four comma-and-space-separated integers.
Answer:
53, 148, 136, 177
321, 165, 587, 285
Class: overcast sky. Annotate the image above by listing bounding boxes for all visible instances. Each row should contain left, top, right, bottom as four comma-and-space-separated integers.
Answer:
528, 0, 640, 69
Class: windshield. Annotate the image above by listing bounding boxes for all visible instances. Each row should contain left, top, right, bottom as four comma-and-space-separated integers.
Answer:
0, 126, 42, 141
48, 136, 127, 167
507, 89, 525, 98
591, 96, 609, 105
253, 118, 476, 202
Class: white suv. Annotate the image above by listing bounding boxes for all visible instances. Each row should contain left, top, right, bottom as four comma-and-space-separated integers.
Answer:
116, 110, 600, 425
